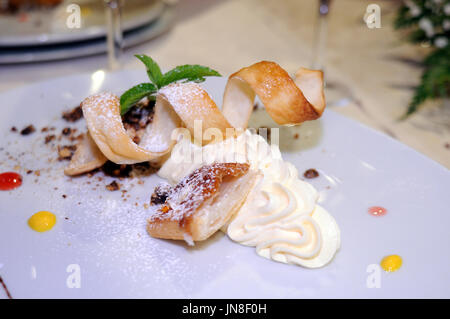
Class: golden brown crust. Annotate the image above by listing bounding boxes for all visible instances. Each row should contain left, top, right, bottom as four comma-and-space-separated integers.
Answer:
147, 163, 252, 242
158, 83, 232, 141
65, 61, 326, 174
223, 61, 325, 127
64, 132, 107, 176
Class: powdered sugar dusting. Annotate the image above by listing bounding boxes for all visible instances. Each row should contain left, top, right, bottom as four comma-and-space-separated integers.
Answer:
83, 92, 121, 133
84, 91, 118, 107
140, 132, 170, 152
159, 82, 207, 116
159, 82, 204, 104
149, 163, 250, 227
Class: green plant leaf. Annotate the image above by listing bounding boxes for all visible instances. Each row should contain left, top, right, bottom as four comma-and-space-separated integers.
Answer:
135, 54, 163, 87
120, 83, 157, 115
401, 48, 450, 119
394, 2, 450, 118
160, 65, 221, 87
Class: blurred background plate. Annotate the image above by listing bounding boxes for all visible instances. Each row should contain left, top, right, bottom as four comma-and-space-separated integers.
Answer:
0, 4, 173, 64
0, 0, 164, 47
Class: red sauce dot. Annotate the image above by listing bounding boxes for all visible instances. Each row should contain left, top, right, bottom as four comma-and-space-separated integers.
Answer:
368, 206, 387, 217
0, 172, 23, 191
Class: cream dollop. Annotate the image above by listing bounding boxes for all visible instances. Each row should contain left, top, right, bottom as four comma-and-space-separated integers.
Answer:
227, 159, 340, 268
158, 130, 340, 268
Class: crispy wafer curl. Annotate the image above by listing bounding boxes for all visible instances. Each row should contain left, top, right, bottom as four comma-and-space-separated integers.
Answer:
65, 61, 325, 175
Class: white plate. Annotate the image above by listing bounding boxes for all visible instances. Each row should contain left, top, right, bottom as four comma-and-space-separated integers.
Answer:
0, 0, 165, 47
0, 70, 449, 298
0, 6, 173, 64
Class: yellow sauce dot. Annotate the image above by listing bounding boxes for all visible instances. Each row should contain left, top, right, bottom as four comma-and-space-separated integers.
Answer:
380, 255, 402, 272
28, 211, 56, 232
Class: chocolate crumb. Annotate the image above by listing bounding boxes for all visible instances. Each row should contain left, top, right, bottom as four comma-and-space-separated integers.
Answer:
62, 194, 67, 199
26, 170, 33, 174
132, 162, 157, 176
303, 169, 319, 179
41, 127, 48, 132
150, 184, 170, 206
122, 99, 155, 131
70, 133, 83, 142
294, 133, 299, 139
62, 127, 72, 136
10, 127, 17, 132
20, 125, 35, 135
106, 181, 120, 191
445, 143, 450, 149
101, 161, 132, 177
62, 105, 83, 122
58, 145, 76, 161
44, 134, 56, 144
133, 135, 141, 144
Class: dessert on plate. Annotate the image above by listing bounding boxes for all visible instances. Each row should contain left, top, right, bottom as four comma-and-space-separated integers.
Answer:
61, 55, 340, 268
8, 55, 340, 269
148, 162, 258, 244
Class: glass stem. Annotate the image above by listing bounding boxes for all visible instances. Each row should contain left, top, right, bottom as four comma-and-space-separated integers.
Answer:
105, 0, 123, 70
311, 0, 331, 71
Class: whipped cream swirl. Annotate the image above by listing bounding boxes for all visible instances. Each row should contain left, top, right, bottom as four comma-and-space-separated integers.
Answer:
227, 159, 340, 268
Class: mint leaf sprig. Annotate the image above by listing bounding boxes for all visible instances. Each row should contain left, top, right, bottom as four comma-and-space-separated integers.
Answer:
119, 55, 221, 115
